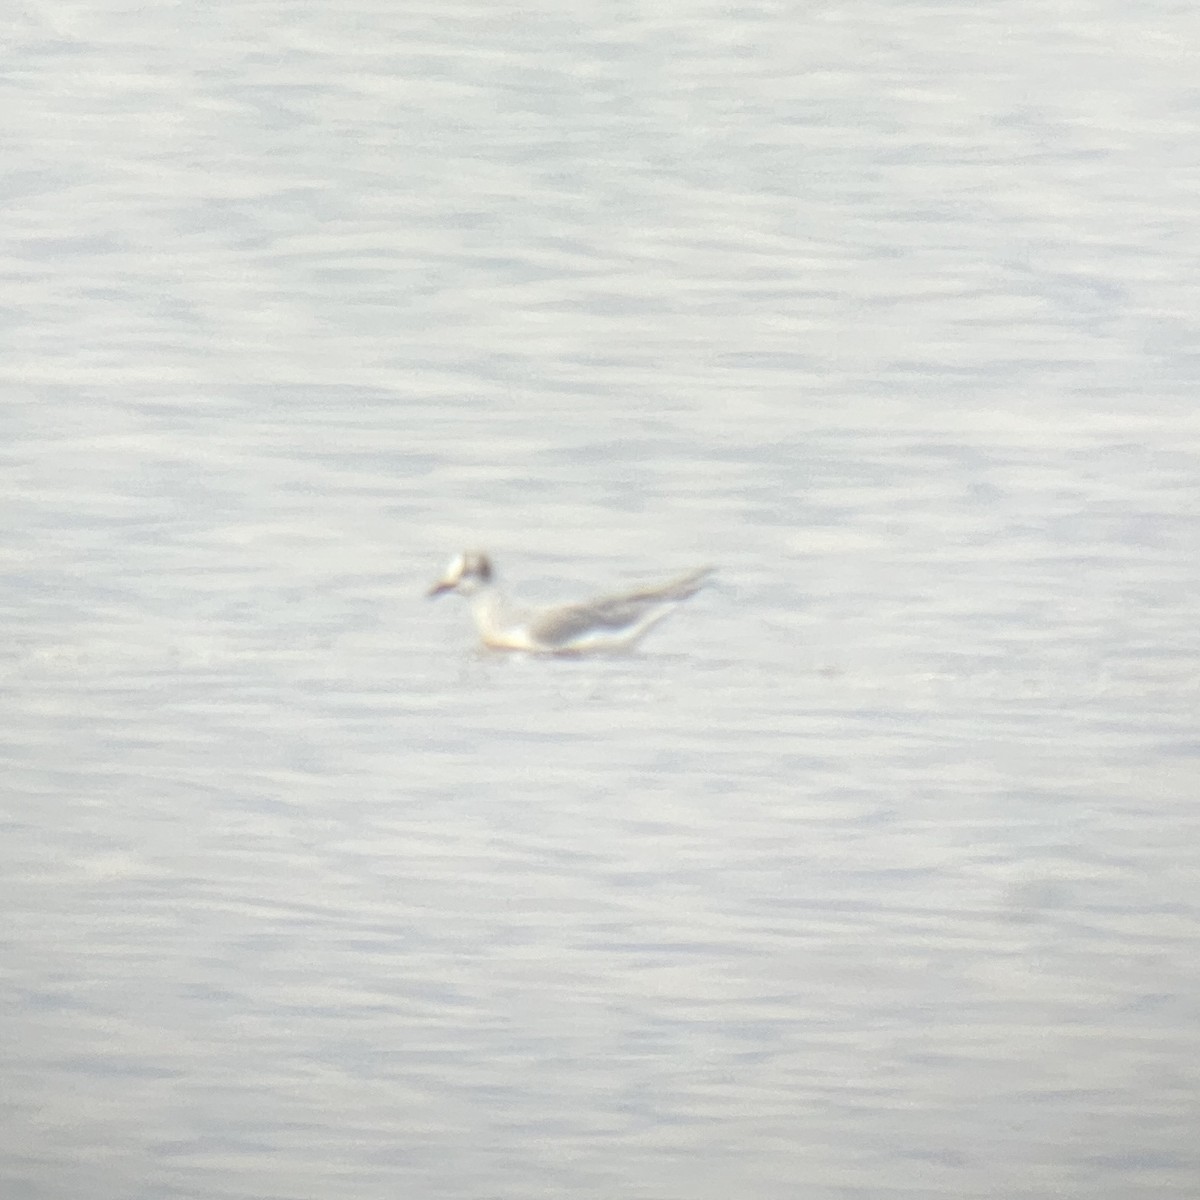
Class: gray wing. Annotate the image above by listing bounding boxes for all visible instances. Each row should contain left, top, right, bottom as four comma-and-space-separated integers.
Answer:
601, 565, 714, 605
528, 566, 714, 646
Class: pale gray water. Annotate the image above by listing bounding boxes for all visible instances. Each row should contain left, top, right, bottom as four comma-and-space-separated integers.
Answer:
3, 2, 1199, 1198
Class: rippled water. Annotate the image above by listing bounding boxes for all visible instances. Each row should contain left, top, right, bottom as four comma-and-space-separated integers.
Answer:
4, 2, 1199, 1198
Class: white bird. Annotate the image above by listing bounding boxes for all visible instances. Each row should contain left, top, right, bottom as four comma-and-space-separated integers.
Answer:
428, 551, 714, 654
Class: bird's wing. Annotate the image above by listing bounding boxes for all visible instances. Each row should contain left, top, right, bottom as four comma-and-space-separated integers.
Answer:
527, 567, 714, 647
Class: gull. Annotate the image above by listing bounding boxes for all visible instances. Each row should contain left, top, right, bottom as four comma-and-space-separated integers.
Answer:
428, 551, 714, 654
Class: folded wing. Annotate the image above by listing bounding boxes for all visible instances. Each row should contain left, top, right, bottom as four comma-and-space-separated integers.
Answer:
528, 566, 714, 648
